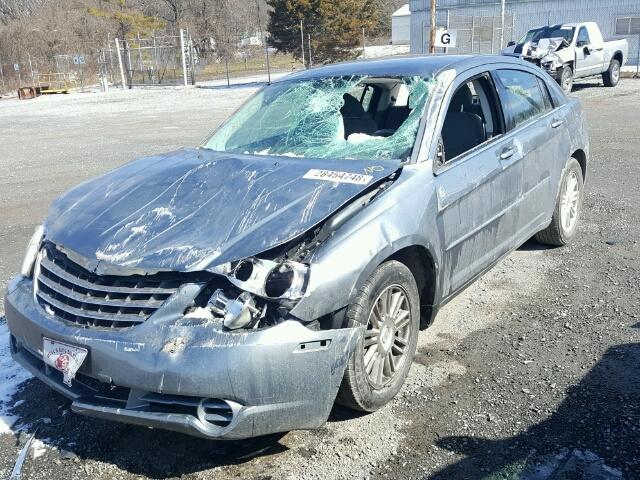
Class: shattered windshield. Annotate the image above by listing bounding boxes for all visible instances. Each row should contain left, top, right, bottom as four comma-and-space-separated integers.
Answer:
203, 75, 434, 161
519, 26, 575, 44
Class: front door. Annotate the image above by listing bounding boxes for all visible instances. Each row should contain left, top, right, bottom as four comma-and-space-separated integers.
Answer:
434, 73, 524, 298
574, 26, 604, 76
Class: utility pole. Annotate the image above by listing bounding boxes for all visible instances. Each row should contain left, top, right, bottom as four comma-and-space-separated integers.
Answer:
308, 33, 313, 67
429, 0, 436, 54
362, 27, 366, 58
300, 19, 306, 68
499, 0, 506, 48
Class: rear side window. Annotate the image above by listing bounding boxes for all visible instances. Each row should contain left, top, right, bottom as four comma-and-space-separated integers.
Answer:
495, 70, 551, 129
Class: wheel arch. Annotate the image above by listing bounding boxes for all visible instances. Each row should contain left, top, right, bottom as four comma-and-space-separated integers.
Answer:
388, 246, 437, 330
612, 51, 624, 65
572, 148, 587, 182
350, 241, 439, 331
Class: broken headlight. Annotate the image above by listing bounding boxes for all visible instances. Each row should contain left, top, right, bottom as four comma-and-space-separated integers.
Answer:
20, 225, 44, 277
193, 258, 309, 330
225, 258, 309, 300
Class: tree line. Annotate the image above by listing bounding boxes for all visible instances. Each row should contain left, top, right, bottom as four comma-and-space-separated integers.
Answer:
0, 0, 404, 70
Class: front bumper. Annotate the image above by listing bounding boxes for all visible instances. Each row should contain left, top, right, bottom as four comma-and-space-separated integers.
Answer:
5, 277, 361, 439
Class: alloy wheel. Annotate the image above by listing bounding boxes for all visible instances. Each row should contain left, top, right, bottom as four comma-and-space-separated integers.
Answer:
362, 285, 413, 389
560, 170, 580, 233
562, 69, 573, 93
612, 63, 620, 83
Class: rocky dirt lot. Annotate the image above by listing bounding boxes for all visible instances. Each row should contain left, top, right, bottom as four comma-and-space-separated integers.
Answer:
0, 77, 639, 480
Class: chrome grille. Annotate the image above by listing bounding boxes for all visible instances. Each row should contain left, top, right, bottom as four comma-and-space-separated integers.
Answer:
35, 244, 181, 328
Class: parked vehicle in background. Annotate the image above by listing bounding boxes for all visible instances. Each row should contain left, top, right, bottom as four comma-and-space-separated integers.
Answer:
5, 55, 589, 441
502, 22, 628, 93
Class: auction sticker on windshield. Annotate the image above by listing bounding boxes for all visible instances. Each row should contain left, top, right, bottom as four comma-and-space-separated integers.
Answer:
303, 169, 373, 185
43, 337, 88, 386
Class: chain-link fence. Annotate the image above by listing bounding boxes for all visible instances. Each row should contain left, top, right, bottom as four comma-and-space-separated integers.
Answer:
1, 28, 303, 95
1, 50, 117, 94
115, 33, 186, 87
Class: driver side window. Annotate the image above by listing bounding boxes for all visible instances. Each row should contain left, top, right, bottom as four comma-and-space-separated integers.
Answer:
439, 74, 503, 164
577, 27, 590, 46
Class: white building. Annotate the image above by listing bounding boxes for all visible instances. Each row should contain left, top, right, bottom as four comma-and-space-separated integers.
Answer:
392, 4, 411, 45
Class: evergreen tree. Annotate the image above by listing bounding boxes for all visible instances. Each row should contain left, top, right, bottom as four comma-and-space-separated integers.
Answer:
267, 0, 386, 65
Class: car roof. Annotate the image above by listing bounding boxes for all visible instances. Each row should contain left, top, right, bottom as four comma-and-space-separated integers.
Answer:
275, 55, 536, 82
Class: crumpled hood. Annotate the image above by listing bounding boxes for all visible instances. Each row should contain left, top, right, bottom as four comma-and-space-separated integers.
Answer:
45, 148, 398, 273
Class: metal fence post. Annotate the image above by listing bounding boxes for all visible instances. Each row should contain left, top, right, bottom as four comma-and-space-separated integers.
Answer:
264, 35, 271, 83
225, 56, 230, 87
471, 16, 475, 53
499, 0, 505, 48
114, 38, 126, 89
491, 16, 495, 54
635, 33, 640, 78
300, 20, 306, 68
28, 54, 35, 85
0, 61, 5, 93
445, 10, 450, 54
179, 28, 188, 87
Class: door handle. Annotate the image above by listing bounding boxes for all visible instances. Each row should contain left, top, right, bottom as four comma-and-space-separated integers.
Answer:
551, 119, 564, 128
499, 147, 517, 160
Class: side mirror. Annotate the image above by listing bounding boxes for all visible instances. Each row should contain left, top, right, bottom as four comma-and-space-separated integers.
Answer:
507, 41, 515, 47
583, 45, 591, 55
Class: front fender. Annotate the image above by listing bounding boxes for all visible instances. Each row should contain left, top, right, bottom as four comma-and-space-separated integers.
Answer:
290, 165, 441, 322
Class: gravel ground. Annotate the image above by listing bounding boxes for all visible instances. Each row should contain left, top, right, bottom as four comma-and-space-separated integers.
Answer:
0, 77, 639, 480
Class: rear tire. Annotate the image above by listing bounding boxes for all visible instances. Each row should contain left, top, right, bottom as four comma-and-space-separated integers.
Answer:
535, 158, 584, 246
559, 65, 573, 93
336, 260, 420, 412
602, 59, 621, 87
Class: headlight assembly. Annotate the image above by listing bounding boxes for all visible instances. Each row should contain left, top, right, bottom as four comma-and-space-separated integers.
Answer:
20, 225, 44, 278
219, 257, 309, 301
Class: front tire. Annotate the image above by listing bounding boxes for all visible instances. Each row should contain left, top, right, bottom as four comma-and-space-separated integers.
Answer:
559, 65, 573, 93
535, 158, 584, 246
336, 260, 420, 412
602, 59, 621, 87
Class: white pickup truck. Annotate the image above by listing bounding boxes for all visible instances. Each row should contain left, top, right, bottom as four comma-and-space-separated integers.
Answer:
502, 22, 628, 92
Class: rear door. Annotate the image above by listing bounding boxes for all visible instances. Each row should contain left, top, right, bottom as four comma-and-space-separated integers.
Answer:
492, 68, 570, 237
434, 72, 525, 298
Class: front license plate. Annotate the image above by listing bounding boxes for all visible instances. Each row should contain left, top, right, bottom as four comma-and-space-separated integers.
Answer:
43, 337, 88, 386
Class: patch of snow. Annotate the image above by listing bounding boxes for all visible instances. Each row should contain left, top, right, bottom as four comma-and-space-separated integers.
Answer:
359, 44, 410, 59
0, 321, 32, 434
130, 225, 147, 235
280, 152, 304, 157
184, 307, 215, 320
31, 438, 47, 459
347, 132, 385, 144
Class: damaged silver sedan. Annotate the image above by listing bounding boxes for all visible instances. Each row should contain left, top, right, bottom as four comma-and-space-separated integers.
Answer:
5, 55, 589, 440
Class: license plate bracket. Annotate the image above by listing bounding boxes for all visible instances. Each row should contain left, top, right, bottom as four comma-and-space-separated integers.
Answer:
42, 337, 88, 386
